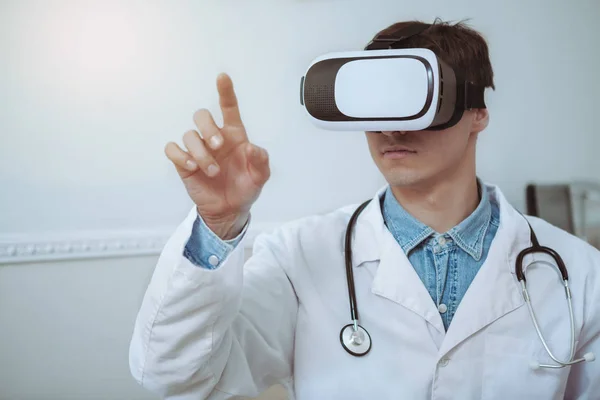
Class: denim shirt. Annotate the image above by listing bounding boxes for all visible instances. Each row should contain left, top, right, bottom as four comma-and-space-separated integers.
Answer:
381, 183, 500, 330
183, 212, 247, 270
184, 184, 500, 331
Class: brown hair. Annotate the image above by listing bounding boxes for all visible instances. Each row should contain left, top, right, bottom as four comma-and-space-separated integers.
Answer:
368, 19, 495, 90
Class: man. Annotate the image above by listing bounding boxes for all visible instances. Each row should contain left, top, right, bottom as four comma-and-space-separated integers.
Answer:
129, 20, 600, 399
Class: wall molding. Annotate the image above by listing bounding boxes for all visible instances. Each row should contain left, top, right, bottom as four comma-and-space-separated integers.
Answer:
0, 223, 279, 265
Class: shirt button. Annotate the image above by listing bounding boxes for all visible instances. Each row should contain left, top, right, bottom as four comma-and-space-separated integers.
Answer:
437, 236, 446, 245
439, 357, 450, 367
438, 303, 448, 314
208, 255, 220, 267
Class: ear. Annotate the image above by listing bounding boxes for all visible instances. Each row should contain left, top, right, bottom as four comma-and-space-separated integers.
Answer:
471, 108, 489, 133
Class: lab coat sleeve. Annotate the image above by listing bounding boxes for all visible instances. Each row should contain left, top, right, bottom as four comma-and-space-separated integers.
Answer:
129, 207, 298, 399
565, 247, 600, 399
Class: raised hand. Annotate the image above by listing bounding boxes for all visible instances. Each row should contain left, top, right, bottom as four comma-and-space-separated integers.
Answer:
164, 73, 270, 240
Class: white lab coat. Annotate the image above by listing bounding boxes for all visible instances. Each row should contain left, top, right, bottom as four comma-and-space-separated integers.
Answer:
129, 183, 600, 400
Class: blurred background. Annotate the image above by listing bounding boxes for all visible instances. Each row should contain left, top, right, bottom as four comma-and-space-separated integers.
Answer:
0, 0, 599, 399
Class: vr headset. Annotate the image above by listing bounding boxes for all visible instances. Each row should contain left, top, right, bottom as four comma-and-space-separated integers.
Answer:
299, 24, 486, 131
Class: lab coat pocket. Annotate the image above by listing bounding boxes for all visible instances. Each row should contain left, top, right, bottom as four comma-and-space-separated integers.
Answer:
481, 333, 568, 400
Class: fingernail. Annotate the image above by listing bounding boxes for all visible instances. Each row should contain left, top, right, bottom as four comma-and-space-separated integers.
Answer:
186, 160, 197, 170
210, 135, 223, 149
207, 163, 220, 177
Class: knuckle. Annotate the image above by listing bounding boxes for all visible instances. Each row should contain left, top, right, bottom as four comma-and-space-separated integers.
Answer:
200, 159, 219, 176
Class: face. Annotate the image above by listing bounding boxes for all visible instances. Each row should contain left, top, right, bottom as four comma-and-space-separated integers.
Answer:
365, 109, 489, 188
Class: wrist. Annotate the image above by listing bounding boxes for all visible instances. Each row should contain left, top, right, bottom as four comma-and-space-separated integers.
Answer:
200, 209, 250, 241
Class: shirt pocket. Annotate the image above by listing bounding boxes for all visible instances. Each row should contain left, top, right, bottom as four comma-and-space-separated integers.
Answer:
481, 332, 571, 400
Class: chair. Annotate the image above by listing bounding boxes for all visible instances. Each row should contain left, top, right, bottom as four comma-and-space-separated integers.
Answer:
525, 184, 576, 235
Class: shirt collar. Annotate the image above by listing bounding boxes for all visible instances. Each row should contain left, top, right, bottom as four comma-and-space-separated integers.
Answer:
381, 180, 492, 261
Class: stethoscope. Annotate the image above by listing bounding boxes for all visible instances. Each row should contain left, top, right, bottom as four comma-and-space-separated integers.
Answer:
340, 199, 596, 369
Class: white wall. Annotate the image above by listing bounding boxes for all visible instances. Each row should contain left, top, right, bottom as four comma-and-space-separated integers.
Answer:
1, 0, 599, 399
0, 256, 160, 400
0, 253, 288, 400
2, 0, 598, 235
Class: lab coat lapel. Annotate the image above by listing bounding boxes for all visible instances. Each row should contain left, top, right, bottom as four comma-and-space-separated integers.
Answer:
350, 188, 445, 334
371, 232, 445, 333
438, 187, 530, 357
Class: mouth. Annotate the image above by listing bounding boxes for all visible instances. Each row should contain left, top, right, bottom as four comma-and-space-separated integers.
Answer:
381, 145, 417, 159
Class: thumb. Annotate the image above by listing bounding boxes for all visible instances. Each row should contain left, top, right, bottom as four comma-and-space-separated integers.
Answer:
246, 142, 270, 186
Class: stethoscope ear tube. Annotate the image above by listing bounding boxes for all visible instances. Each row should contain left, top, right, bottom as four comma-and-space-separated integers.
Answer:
517, 216, 593, 369
515, 218, 569, 282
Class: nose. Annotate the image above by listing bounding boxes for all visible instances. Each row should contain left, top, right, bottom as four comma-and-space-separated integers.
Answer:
381, 131, 408, 137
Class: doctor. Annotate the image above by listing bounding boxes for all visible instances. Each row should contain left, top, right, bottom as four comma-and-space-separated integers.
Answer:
129, 20, 600, 399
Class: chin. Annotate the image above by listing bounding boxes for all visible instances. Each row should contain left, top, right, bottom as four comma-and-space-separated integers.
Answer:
382, 170, 426, 187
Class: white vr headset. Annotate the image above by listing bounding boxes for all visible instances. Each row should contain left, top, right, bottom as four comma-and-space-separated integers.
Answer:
299, 25, 486, 131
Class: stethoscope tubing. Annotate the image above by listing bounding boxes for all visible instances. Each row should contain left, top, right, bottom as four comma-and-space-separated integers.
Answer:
340, 199, 596, 368
344, 200, 371, 324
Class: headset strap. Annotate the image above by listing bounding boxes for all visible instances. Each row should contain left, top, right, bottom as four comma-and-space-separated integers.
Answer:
465, 82, 486, 109
364, 23, 431, 50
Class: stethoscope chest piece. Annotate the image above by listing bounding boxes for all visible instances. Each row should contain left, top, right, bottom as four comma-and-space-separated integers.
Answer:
340, 323, 372, 356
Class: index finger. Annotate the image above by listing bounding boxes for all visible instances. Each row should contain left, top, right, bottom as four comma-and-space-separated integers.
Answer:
217, 73, 243, 127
